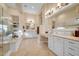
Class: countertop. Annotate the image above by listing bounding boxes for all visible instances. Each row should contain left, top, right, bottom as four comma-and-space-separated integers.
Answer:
53, 34, 79, 42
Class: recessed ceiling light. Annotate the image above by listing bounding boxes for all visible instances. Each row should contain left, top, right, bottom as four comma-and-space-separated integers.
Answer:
32, 6, 34, 9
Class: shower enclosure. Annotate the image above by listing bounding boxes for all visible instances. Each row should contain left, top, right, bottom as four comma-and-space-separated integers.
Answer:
0, 6, 12, 56
0, 5, 21, 56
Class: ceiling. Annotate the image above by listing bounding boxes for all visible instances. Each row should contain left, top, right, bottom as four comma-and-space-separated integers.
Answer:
22, 3, 43, 14
5, 3, 43, 14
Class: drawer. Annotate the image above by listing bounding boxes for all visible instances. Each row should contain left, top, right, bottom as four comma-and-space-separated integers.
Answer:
64, 48, 76, 56
64, 46, 79, 56
68, 46, 79, 55
68, 44, 79, 50
64, 40, 79, 49
67, 40, 79, 46
67, 44, 79, 51
68, 48, 79, 56
64, 49, 75, 56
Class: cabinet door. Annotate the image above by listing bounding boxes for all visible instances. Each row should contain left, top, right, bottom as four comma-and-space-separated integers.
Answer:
57, 37, 64, 56
53, 36, 64, 56
53, 36, 58, 55
48, 35, 53, 51
48, 37, 52, 50
51, 36, 54, 51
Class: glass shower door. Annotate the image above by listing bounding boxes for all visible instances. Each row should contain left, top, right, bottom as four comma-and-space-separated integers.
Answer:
0, 6, 12, 56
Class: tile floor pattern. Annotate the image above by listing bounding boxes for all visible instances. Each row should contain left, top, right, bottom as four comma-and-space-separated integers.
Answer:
10, 38, 55, 56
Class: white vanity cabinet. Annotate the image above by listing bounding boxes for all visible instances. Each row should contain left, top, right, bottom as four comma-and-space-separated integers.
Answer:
48, 33, 79, 56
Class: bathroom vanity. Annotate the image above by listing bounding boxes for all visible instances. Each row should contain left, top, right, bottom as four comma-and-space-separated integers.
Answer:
48, 28, 79, 56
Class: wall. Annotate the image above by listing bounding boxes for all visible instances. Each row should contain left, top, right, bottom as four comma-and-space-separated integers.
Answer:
51, 4, 79, 27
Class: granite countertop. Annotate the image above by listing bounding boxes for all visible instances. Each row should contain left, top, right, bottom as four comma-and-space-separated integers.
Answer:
53, 34, 79, 42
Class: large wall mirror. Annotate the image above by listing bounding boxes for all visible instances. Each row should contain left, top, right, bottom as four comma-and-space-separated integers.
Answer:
26, 19, 35, 30
64, 17, 79, 28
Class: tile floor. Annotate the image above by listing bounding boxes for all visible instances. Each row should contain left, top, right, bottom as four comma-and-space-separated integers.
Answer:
10, 37, 55, 56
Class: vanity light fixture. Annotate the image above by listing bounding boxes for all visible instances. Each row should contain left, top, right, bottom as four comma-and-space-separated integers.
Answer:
57, 3, 62, 8
51, 8, 56, 13
45, 3, 62, 16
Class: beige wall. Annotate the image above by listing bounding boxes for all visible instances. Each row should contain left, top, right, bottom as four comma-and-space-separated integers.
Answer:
51, 5, 79, 27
